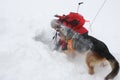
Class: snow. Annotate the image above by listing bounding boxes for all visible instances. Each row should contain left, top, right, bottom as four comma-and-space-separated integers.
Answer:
0, 0, 120, 80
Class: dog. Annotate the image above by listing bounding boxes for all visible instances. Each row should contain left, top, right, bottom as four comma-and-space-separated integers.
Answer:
51, 23, 119, 80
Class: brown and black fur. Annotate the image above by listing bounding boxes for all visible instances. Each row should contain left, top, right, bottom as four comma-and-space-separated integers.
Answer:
57, 28, 119, 80
86, 51, 106, 75
86, 35, 119, 80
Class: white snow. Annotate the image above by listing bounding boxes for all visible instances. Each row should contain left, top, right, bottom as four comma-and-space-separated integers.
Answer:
0, 0, 120, 80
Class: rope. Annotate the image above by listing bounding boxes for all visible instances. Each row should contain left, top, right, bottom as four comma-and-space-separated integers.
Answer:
90, 0, 108, 27
52, 31, 58, 44
77, 2, 83, 13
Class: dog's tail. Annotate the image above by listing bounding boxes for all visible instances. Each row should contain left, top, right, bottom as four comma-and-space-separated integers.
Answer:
105, 53, 119, 80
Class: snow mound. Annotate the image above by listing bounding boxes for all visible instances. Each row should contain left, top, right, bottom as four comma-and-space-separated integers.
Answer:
0, 22, 119, 80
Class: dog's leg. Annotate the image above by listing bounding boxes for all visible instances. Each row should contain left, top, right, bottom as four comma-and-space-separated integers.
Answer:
86, 51, 107, 75
89, 65, 94, 75
86, 60, 95, 75
86, 52, 95, 75
100, 58, 106, 67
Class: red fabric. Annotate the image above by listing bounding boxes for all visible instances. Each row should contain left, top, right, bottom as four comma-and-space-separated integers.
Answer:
58, 39, 67, 50
58, 12, 88, 34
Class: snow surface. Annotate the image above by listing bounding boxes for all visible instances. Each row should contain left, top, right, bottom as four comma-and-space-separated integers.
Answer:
0, 0, 120, 80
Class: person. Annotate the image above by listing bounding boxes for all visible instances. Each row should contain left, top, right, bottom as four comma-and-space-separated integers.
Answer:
51, 12, 89, 51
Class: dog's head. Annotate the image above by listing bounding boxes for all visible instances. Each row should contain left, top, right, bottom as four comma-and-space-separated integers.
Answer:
51, 19, 75, 39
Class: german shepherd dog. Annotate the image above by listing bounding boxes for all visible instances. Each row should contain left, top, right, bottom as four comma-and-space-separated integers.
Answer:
51, 22, 119, 80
